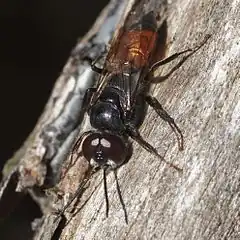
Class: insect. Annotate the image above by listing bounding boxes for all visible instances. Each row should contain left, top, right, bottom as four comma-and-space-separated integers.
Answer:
57, 6, 209, 223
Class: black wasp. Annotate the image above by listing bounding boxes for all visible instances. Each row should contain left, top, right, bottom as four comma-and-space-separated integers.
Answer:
57, 8, 209, 223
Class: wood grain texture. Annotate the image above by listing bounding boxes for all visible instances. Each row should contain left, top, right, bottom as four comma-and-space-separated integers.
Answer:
2, 0, 239, 239
56, 0, 240, 239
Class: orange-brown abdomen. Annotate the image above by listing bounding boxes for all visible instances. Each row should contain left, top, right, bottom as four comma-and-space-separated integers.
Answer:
113, 30, 157, 70
107, 29, 157, 73
123, 30, 157, 68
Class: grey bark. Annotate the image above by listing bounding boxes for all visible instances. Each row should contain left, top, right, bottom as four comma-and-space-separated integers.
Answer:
2, 0, 240, 239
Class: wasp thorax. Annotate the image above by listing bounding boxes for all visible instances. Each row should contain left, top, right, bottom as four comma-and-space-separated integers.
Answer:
82, 132, 128, 169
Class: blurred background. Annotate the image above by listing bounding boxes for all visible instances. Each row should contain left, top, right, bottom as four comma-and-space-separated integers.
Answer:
0, 0, 109, 174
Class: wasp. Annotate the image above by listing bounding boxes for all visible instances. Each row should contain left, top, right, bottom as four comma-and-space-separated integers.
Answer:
57, 7, 209, 223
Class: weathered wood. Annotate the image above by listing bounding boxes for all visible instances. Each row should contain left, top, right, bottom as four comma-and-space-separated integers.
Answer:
1, 0, 239, 239
0, 0, 128, 238
54, 0, 240, 239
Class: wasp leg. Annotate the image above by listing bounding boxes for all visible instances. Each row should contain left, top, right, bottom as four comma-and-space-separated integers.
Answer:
91, 63, 103, 74
150, 48, 194, 72
58, 88, 96, 182
90, 43, 109, 74
61, 131, 94, 181
54, 166, 96, 223
145, 95, 183, 151
91, 55, 104, 74
127, 126, 182, 171
149, 35, 211, 82
82, 87, 97, 112
60, 88, 96, 179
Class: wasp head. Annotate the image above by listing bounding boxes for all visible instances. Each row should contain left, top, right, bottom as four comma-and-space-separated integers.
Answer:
81, 131, 129, 169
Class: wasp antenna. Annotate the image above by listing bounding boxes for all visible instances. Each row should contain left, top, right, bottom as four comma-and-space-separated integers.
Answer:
103, 168, 109, 218
113, 170, 128, 224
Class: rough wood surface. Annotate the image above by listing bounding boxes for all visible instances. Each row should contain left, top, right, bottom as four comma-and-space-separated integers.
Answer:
1, 0, 239, 239
55, 0, 240, 239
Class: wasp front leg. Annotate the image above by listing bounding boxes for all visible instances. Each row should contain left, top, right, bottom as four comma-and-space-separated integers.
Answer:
91, 56, 103, 74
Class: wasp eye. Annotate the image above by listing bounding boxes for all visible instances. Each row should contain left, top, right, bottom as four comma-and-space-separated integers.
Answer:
82, 132, 128, 168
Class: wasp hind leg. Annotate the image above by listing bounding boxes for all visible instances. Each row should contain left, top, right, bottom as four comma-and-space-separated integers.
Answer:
127, 126, 181, 171
145, 95, 183, 151
149, 35, 211, 83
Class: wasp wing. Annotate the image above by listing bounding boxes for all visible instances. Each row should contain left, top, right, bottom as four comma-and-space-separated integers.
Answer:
90, 1, 167, 111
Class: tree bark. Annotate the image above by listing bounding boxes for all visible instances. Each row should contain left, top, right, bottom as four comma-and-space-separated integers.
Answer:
2, 0, 240, 239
